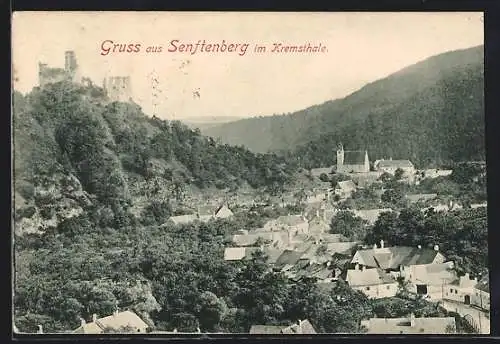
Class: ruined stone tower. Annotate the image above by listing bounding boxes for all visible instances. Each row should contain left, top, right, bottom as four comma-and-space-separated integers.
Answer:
103, 76, 132, 102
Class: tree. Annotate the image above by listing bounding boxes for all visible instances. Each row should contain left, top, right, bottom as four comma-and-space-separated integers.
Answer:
381, 188, 404, 206
330, 210, 368, 241
171, 313, 199, 332
319, 173, 330, 182
394, 168, 405, 180
195, 291, 228, 331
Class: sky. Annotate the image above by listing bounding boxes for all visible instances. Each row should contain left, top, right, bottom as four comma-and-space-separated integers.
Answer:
12, 12, 484, 120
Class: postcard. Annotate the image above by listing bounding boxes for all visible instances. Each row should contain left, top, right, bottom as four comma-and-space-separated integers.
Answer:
12, 11, 488, 335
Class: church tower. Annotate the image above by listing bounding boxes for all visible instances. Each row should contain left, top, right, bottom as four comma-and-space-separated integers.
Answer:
336, 143, 344, 172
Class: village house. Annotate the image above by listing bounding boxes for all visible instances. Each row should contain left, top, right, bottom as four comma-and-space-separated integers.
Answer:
249, 320, 317, 334
165, 214, 198, 226
472, 275, 490, 311
422, 169, 453, 179
405, 193, 438, 204
345, 266, 399, 299
334, 180, 357, 199
351, 241, 446, 273
197, 204, 234, 222
374, 159, 416, 177
72, 310, 149, 334
444, 273, 490, 311
224, 247, 263, 261
336, 145, 370, 174
166, 204, 233, 225
263, 215, 309, 234
360, 314, 456, 334
402, 261, 457, 299
421, 200, 464, 214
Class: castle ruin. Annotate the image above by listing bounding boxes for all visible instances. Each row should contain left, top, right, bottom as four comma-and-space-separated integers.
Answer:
38, 50, 80, 87
103, 76, 132, 102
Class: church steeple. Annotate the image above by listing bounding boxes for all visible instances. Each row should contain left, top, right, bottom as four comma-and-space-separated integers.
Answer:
336, 143, 344, 172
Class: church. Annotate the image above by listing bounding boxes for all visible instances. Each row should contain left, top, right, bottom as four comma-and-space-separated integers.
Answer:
336, 144, 370, 173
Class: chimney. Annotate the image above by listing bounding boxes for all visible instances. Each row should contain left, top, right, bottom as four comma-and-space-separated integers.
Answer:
464, 272, 470, 280
380, 239, 384, 249
361, 265, 366, 271
37, 325, 43, 334
373, 243, 377, 250
410, 313, 416, 327
173, 328, 178, 333
434, 245, 439, 251
92, 314, 97, 322
355, 263, 360, 270
80, 318, 86, 326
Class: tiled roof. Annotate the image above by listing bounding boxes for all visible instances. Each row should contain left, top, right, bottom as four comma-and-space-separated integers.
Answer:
72, 311, 148, 334
361, 316, 456, 334
346, 268, 396, 287
377, 160, 414, 169
224, 247, 261, 261
72, 322, 103, 334
249, 325, 284, 334
343, 151, 367, 165
96, 311, 148, 331
412, 262, 457, 285
232, 232, 273, 246
275, 250, 304, 268
263, 247, 285, 264
281, 320, 317, 334
354, 246, 441, 270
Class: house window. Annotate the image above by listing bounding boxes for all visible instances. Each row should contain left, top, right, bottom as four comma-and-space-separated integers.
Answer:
386, 285, 391, 290
366, 287, 370, 291
450, 289, 453, 293
455, 290, 458, 294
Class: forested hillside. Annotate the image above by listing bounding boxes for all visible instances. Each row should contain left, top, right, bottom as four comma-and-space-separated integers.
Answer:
203, 45, 485, 168
13, 81, 296, 235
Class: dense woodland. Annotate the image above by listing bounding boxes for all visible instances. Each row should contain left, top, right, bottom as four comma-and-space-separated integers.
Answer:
204, 45, 485, 169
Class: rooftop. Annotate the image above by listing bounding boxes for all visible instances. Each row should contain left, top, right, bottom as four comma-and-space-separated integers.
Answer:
361, 316, 456, 334
346, 268, 396, 287
353, 245, 443, 270
343, 151, 367, 165
377, 160, 414, 169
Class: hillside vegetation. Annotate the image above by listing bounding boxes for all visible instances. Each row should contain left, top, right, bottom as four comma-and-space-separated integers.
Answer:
203, 45, 485, 168
13, 82, 296, 236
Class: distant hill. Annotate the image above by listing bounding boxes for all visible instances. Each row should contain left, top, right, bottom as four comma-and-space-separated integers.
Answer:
203, 45, 485, 168
180, 116, 242, 131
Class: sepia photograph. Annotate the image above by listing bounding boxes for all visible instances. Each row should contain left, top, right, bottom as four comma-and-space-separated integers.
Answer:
11, 11, 488, 335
